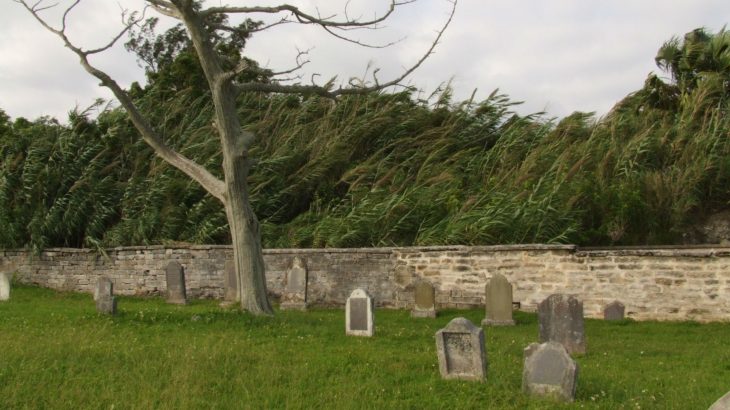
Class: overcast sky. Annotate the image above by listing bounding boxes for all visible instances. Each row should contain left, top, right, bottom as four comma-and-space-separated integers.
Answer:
2, 1, 729, 122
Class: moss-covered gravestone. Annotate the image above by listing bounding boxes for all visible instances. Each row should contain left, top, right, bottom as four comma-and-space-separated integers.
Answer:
96, 277, 117, 315
411, 281, 437, 318
280, 257, 308, 310
435, 317, 487, 381
165, 261, 187, 305
482, 273, 515, 326
522, 341, 578, 402
538, 294, 586, 355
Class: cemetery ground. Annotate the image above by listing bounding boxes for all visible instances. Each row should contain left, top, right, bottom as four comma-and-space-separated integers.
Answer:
1, 285, 728, 409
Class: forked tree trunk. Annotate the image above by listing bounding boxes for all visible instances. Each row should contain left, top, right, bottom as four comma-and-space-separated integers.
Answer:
223, 152, 273, 315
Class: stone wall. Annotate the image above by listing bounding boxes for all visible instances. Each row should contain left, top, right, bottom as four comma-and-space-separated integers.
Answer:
2, 244, 730, 322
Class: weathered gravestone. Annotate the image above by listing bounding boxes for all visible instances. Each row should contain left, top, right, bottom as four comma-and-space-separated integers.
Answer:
165, 261, 187, 305
482, 273, 515, 326
96, 277, 117, 315
538, 294, 586, 355
346, 288, 374, 337
411, 281, 437, 318
603, 300, 625, 321
522, 341, 579, 402
0, 272, 10, 301
435, 317, 487, 381
281, 257, 308, 310
709, 391, 730, 410
222, 260, 237, 305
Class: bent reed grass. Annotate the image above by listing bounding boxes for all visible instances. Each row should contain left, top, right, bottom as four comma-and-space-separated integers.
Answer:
1, 284, 729, 409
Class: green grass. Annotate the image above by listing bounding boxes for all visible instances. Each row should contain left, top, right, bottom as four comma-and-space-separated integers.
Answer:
1, 284, 728, 409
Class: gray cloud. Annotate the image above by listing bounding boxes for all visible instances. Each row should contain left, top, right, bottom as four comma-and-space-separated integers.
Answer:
1, 0, 729, 121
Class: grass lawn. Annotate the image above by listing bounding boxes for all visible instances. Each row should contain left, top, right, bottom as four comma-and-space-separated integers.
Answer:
1, 284, 728, 409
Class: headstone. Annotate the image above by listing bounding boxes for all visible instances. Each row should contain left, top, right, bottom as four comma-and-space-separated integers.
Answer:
0, 272, 10, 301
481, 273, 515, 326
411, 281, 437, 318
435, 317, 487, 381
538, 294, 586, 355
96, 277, 117, 315
603, 300, 625, 321
346, 288, 374, 337
709, 391, 730, 410
223, 260, 237, 303
280, 257, 308, 310
165, 261, 187, 305
522, 341, 579, 402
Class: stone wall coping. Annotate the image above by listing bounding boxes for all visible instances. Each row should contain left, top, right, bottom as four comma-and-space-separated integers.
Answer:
4, 243, 730, 257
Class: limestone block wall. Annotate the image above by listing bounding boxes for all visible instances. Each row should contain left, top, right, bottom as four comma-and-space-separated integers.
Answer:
2, 244, 730, 322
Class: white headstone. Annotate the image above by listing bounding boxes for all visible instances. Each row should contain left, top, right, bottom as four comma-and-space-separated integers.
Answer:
346, 288, 374, 337
0, 272, 10, 301
709, 391, 730, 410
280, 257, 308, 310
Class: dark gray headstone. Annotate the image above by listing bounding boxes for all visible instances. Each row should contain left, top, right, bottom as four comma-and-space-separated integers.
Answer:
96, 277, 117, 315
709, 391, 730, 410
0, 272, 9, 301
224, 260, 237, 303
280, 257, 308, 310
482, 273, 515, 326
522, 341, 578, 402
165, 261, 187, 305
538, 294, 586, 355
603, 300, 625, 321
435, 317, 487, 381
346, 288, 374, 336
411, 281, 436, 318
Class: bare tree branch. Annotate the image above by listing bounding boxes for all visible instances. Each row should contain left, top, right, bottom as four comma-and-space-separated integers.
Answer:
235, 0, 457, 99
17, 0, 226, 202
200, 1, 411, 28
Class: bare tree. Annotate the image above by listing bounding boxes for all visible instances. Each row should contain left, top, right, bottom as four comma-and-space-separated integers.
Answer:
18, 0, 456, 315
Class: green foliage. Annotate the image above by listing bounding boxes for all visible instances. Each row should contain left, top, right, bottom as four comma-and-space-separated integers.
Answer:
1, 27, 730, 249
1, 285, 730, 409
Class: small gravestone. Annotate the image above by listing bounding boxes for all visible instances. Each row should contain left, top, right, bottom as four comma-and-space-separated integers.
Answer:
482, 273, 515, 326
435, 317, 487, 381
96, 277, 117, 315
346, 288, 374, 337
411, 281, 437, 318
224, 260, 237, 302
0, 272, 10, 301
522, 341, 578, 402
281, 257, 308, 310
538, 294, 586, 355
603, 300, 625, 321
165, 261, 187, 305
709, 391, 730, 410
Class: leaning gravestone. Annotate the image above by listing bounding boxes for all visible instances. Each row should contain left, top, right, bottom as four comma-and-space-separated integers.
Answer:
538, 294, 586, 355
346, 288, 374, 337
223, 260, 237, 303
522, 341, 578, 402
96, 277, 117, 315
603, 300, 625, 321
482, 273, 515, 326
281, 257, 308, 310
411, 281, 437, 318
165, 261, 187, 305
435, 317, 487, 381
709, 391, 730, 410
0, 272, 10, 301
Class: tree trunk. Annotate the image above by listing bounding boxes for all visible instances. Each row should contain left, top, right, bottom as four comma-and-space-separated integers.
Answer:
223, 154, 273, 315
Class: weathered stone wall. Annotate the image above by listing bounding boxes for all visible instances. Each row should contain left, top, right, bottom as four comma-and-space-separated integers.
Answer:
2, 244, 730, 322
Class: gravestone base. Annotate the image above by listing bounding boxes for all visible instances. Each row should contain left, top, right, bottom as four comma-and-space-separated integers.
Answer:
481, 318, 515, 326
96, 297, 117, 315
280, 299, 308, 311
411, 308, 437, 318
219, 300, 237, 308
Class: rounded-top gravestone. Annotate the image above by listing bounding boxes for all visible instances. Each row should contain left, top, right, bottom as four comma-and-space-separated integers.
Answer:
165, 261, 187, 305
538, 294, 586, 355
411, 281, 437, 318
482, 273, 515, 326
0, 272, 10, 301
346, 288, 374, 337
